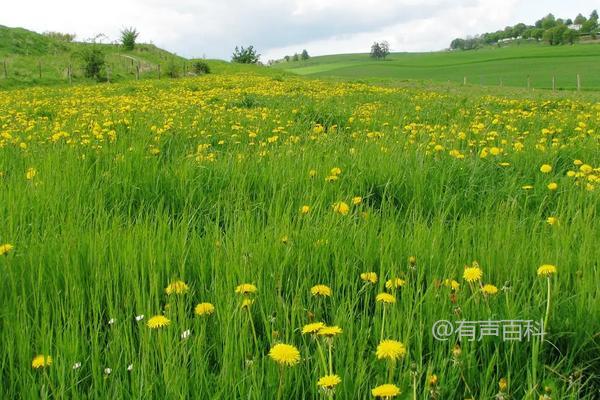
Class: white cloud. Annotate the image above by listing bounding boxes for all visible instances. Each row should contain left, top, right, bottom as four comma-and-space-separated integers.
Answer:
0, 0, 595, 60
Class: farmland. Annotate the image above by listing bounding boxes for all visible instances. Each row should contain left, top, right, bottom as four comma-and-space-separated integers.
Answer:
0, 70, 599, 399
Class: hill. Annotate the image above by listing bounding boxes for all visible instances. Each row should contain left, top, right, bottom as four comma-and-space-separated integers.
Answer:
272, 43, 600, 90
0, 25, 187, 88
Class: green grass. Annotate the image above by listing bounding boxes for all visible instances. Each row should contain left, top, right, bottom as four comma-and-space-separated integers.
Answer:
273, 43, 600, 90
0, 65, 599, 398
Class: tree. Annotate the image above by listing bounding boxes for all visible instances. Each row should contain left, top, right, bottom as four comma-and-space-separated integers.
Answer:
192, 60, 210, 74
79, 47, 105, 80
574, 13, 587, 24
231, 46, 260, 64
563, 29, 578, 44
543, 25, 568, 45
541, 13, 557, 30
370, 41, 390, 59
301, 49, 309, 60
450, 38, 466, 50
284, 55, 290, 62
591, 10, 599, 21
292, 53, 299, 61
120, 27, 139, 51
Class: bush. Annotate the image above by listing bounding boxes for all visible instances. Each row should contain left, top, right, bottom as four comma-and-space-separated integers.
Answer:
166, 58, 180, 78
79, 47, 105, 80
192, 61, 211, 75
121, 27, 139, 51
231, 46, 260, 64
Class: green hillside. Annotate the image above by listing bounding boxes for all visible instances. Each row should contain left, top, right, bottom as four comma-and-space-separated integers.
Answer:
0, 25, 187, 88
273, 43, 600, 90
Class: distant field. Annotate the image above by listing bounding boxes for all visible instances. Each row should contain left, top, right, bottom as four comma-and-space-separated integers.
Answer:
273, 44, 600, 90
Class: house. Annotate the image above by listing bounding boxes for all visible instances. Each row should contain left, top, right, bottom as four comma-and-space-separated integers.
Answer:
567, 24, 582, 31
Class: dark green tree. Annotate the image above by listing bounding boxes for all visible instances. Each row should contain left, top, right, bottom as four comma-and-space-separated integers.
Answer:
231, 46, 260, 64
301, 49, 309, 60
120, 27, 139, 51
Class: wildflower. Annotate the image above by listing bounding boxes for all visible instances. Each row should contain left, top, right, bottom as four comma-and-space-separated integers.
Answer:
332, 201, 350, 215
325, 175, 339, 182
235, 283, 257, 295
429, 374, 438, 386
127, 364, 133, 371
481, 284, 498, 295
537, 264, 557, 277
317, 374, 342, 389
309, 169, 317, 177
165, 280, 189, 295
241, 298, 254, 309
546, 217, 558, 226
26, 167, 37, 180
540, 164, 552, 173
385, 278, 406, 290
135, 314, 144, 321
300, 205, 310, 214
108, 318, 116, 325
408, 256, 417, 266
104, 368, 112, 375
463, 266, 483, 283
443, 279, 460, 291
499, 377, 508, 392
376, 293, 396, 304
361, 272, 378, 284
280, 235, 288, 244
317, 326, 343, 337
302, 322, 325, 335
311, 284, 332, 297
547, 182, 558, 191
268, 343, 300, 366
147, 315, 170, 329
522, 185, 534, 190
195, 302, 215, 316
376, 340, 406, 361
0, 243, 14, 256
32, 355, 52, 369
371, 383, 401, 398
181, 329, 191, 340
330, 167, 342, 176
352, 196, 363, 205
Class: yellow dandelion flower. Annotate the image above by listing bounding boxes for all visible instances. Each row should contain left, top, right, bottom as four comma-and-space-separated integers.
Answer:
385, 278, 406, 290
481, 284, 498, 295
537, 264, 557, 277
32, 355, 52, 369
463, 267, 483, 283
302, 322, 325, 335
332, 201, 350, 215
0, 243, 14, 256
361, 272, 378, 284
268, 343, 300, 367
540, 164, 552, 173
309, 169, 317, 177
241, 298, 254, 309
376, 340, 407, 361
300, 205, 310, 214
165, 280, 189, 295
235, 283, 257, 295
147, 315, 170, 329
26, 167, 37, 180
371, 383, 401, 398
352, 196, 363, 205
311, 284, 332, 297
522, 185, 534, 190
317, 326, 343, 337
194, 302, 215, 316
376, 292, 396, 304
325, 175, 339, 182
330, 167, 342, 176
546, 217, 558, 226
317, 374, 342, 389
429, 374, 438, 386
443, 279, 460, 291
547, 182, 558, 191
499, 377, 508, 392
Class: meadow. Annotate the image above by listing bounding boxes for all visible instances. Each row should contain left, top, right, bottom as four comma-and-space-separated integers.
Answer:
274, 44, 600, 91
0, 72, 599, 399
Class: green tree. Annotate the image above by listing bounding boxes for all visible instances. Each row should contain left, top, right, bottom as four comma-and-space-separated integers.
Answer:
541, 13, 557, 30
574, 13, 587, 24
231, 46, 260, 64
120, 27, 139, 51
79, 46, 105, 80
301, 49, 309, 60
292, 53, 299, 61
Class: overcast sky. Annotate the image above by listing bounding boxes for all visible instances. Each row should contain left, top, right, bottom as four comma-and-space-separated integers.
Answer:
2, 0, 598, 60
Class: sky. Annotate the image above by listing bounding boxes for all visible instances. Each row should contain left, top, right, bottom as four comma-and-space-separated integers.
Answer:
1, 0, 598, 60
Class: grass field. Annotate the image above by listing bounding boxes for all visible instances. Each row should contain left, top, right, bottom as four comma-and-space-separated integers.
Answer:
273, 44, 600, 90
1, 68, 599, 399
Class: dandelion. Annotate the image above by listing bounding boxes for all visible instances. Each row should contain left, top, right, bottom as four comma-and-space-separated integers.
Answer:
352, 196, 362, 205
241, 298, 254, 309
332, 201, 350, 215
309, 169, 317, 177
371, 383, 401, 398
443, 279, 460, 291
268, 343, 300, 367
317, 326, 343, 337
546, 217, 558, 226
376, 340, 407, 361
463, 266, 483, 283
147, 315, 170, 329
26, 167, 37, 180
330, 167, 342, 176
481, 284, 498, 295
300, 205, 310, 214
385, 278, 406, 290
195, 302, 215, 316
522, 185, 534, 190
317, 374, 341, 389
165, 280, 189, 295
499, 377, 508, 392
32, 355, 52, 369
376, 293, 396, 304
540, 164, 552, 173
0, 243, 14, 256
311, 284, 332, 297
361, 272, 378, 284
547, 182, 558, 191
235, 283, 257, 295
302, 322, 325, 335
537, 264, 557, 277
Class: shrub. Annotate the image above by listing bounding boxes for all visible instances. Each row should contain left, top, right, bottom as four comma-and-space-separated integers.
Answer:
231, 46, 260, 64
79, 47, 105, 80
192, 61, 211, 75
121, 27, 139, 51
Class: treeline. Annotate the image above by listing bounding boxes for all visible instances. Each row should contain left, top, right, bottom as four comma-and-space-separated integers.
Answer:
450, 10, 599, 50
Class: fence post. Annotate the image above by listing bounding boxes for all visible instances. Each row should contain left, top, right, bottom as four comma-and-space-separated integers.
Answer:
107, 66, 110, 83
68, 64, 72, 84
463, 76, 467, 85
158, 64, 161, 80
577, 74, 581, 92
552, 75, 555, 92
3, 60, 7, 78
136, 64, 140, 80
527, 76, 530, 90
38, 60, 42, 79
